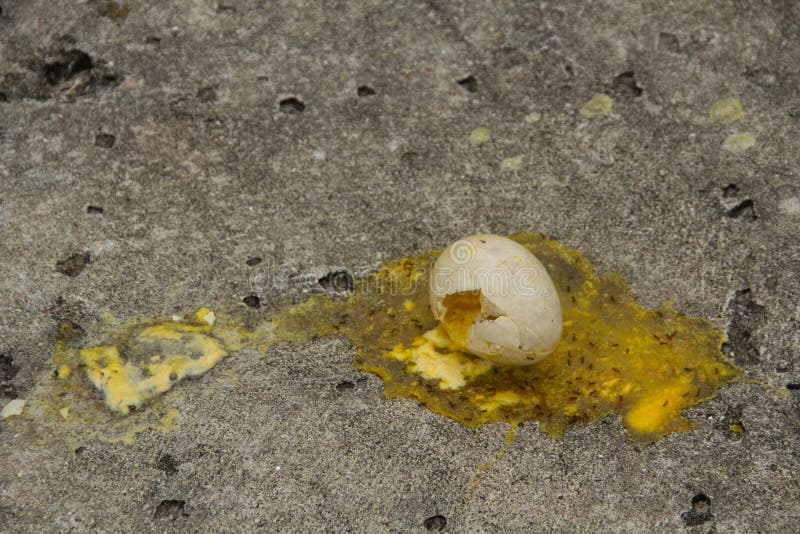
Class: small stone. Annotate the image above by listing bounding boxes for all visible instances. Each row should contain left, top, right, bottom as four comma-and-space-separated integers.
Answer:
1, 399, 27, 418
778, 197, 800, 216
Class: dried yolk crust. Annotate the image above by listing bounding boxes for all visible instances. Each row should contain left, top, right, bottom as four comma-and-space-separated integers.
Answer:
79, 308, 228, 414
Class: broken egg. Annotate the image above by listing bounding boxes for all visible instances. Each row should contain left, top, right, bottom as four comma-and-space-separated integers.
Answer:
429, 234, 562, 366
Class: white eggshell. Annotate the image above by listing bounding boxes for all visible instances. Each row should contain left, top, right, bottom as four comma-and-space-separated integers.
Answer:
429, 234, 562, 366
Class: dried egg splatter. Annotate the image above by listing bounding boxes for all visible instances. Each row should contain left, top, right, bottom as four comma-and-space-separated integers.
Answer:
33, 234, 738, 445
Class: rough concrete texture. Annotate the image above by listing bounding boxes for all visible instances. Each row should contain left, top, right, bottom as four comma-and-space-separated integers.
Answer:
1, 0, 799, 531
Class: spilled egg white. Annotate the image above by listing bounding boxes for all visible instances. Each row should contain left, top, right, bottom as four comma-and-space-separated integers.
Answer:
429, 234, 562, 366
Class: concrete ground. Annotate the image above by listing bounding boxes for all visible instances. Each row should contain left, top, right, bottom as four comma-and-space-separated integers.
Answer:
1, 0, 799, 531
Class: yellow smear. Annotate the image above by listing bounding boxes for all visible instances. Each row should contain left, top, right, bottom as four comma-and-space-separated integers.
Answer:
723, 133, 755, 153
709, 98, 744, 124
402, 299, 416, 312
525, 112, 542, 123
580, 94, 612, 118
56, 365, 71, 379
728, 422, 745, 434
59, 406, 70, 419
469, 127, 492, 146
500, 155, 523, 170
79, 312, 229, 414
386, 325, 492, 390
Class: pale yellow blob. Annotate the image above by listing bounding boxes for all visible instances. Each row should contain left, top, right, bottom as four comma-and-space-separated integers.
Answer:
59, 406, 70, 419
80, 308, 229, 414
500, 155, 523, 170
57, 365, 71, 379
525, 112, 542, 123
723, 133, 755, 153
402, 299, 416, 312
469, 127, 492, 146
709, 98, 744, 125
386, 325, 492, 390
579, 94, 612, 118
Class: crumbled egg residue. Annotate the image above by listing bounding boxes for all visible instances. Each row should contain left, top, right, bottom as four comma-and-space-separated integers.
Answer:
79, 307, 227, 414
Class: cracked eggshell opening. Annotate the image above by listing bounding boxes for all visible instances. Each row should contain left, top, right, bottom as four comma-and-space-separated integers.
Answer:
429, 234, 563, 366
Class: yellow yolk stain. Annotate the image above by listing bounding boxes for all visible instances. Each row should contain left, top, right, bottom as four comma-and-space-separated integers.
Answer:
722, 132, 756, 153
387, 325, 492, 390
709, 98, 744, 124
37, 234, 739, 446
500, 155, 523, 170
469, 127, 492, 145
79, 308, 229, 414
579, 94, 612, 118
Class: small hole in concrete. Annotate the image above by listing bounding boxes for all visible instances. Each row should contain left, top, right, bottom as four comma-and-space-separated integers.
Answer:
44, 49, 93, 86
197, 86, 217, 103
722, 183, 739, 197
726, 199, 757, 221
154, 499, 188, 520
613, 71, 643, 97
279, 97, 305, 113
157, 453, 180, 476
682, 493, 713, 526
56, 252, 91, 277
0, 92, 7, 102
658, 32, 681, 53
423, 514, 447, 531
242, 295, 261, 309
74, 446, 86, 455
357, 85, 376, 97
457, 75, 477, 93
318, 270, 354, 293
95, 133, 115, 148
87, 205, 104, 214
335, 380, 355, 392
246, 256, 262, 266
145, 36, 161, 44
787, 383, 800, 390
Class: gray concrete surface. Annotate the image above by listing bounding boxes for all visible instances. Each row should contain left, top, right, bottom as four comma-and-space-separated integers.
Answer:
1, 0, 799, 531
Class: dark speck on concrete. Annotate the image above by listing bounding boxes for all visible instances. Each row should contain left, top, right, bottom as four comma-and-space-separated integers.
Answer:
242, 294, 261, 308
95, 133, 115, 148
156, 453, 180, 476
279, 97, 305, 113
681, 493, 713, 527
457, 75, 477, 92
318, 270, 354, 293
423, 514, 447, 531
154, 499, 188, 520
727, 199, 757, 221
56, 252, 91, 277
722, 289, 766, 365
